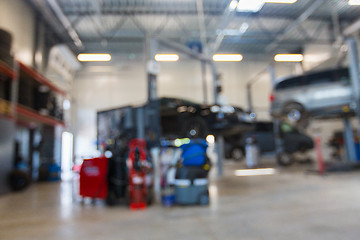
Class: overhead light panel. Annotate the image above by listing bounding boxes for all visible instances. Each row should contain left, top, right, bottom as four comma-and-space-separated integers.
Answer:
229, 0, 238, 10
274, 54, 304, 62
213, 54, 243, 62
237, 0, 265, 12
77, 53, 111, 62
265, 0, 297, 3
348, 0, 360, 5
234, 168, 276, 176
154, 54, 179, 62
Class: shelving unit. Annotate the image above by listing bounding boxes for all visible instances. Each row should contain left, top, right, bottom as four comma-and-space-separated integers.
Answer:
0, 60, 15, 120
17, 61, 65, 127
0, 55, 66, 191
0, 60, 16, 79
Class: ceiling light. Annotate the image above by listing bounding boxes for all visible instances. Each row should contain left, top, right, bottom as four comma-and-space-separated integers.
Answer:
348, 0, 360, 5
234, 168, 276, 176
237, 0, 265, 12
229, 0, 238, 10
77, 53, 111, 62
265, 0, 297, 3
274, 54, 304, 62
154, 54, 179, 62
213, 54, 243, 62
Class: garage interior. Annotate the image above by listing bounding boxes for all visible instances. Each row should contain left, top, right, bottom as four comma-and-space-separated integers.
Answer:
1, 0, 360, 239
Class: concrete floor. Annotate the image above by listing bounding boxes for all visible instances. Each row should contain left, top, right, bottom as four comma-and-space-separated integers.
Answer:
1, 160, 360, 240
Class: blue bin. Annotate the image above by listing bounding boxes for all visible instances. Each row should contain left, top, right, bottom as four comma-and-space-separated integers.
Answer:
48, 164, 61, 181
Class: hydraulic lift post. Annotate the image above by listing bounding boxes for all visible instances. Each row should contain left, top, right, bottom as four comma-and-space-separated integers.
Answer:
269, 66, 284, 159
345, 38, 360, 162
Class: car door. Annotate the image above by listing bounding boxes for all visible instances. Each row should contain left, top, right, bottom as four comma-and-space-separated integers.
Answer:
254, 122, 275, 153
303, 70, 352, 111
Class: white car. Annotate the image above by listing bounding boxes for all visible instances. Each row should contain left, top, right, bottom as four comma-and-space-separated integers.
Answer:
270, 68, 354, 122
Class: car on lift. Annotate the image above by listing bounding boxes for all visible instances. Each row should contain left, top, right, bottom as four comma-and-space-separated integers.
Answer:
270, 67, 354, 124
224, 121, 314, 165
159, 97, 254, 138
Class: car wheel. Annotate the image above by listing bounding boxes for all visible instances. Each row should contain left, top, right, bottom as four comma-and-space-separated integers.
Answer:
276, 152, 294, 166
182, 117, 208, 138
230, 147, 244, 161
283, 103, 306, 123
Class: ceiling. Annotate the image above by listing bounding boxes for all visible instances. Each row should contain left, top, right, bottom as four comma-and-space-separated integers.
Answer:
30, 0, 360, 58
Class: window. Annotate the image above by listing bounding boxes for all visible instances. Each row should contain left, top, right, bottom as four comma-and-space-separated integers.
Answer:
256, 122, 273, 132
334, 68, 350, 85
304, 71, 333, 86
275, 76, 303, 90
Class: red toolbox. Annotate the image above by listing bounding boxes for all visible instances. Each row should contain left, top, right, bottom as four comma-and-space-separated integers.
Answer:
79, 156, 108, 200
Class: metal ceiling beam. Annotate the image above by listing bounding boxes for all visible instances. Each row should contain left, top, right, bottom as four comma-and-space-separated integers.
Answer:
344, 18, 360, 36
28, 0, 82, 53
46, 0, 83, 48
156, 38, 211, 62
265, 0, 325, 52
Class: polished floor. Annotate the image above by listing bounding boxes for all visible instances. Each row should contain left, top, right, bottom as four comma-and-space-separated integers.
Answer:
1, 160, 360, 240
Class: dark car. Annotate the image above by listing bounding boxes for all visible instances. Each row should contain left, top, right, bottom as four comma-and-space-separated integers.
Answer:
159, 97, 253, 138
225, 121, 314, 165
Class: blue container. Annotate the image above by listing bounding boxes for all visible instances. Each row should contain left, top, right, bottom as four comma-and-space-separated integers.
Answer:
48, 164, 61, 181
181, 140, 208, 166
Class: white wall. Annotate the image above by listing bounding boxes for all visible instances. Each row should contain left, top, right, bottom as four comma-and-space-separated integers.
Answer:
72, 58, 300, 160
0, 0, 35, 66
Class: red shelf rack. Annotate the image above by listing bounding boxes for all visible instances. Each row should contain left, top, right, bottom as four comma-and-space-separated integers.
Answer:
0, 98, 14, 119
18, 62, 66, 96
16, 104, 65, 127
0, 60, 16, 79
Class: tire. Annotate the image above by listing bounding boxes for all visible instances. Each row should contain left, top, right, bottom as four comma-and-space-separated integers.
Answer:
181, 117, 209, 138
0, 29, 12, 51
276, 152, 294, 166
8, 170, 31, 191
283, 103, 306, 123
230, 147, 244, 161
106, 189, 118, 206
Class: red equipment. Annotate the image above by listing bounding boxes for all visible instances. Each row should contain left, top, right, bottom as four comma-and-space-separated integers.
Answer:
79, 156, 108, 200
127, 139, 149, 210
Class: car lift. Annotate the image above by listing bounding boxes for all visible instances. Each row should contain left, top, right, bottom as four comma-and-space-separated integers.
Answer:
270, 38, 360, 172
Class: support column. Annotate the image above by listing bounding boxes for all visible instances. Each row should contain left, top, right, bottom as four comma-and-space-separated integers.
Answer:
211, 62, 219, 104
345, 38, 360, 162
269, 66, 284, 159
344, 117, 357, 162
347, 38, 360, 132
146, 38, 159, 102
201, 60, 208, 104
216, 135, 224, 177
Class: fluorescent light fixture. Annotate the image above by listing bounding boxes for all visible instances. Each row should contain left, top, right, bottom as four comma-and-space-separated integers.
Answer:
154, 54, 179, 62
265, 0, 297, 3
229, 0, 238, 10
234, 168, 276, 176
77, 53, 111, 62
213, 54, 243, 62
274, 54, 304, 62
237, 0, 265, 12
348, 0, 360, 5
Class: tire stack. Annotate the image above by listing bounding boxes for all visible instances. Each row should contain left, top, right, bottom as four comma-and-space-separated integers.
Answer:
0, 29, 14, 68
0, 29, 13, 101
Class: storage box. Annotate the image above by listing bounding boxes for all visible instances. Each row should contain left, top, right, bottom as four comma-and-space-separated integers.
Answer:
174, 178, 209, 205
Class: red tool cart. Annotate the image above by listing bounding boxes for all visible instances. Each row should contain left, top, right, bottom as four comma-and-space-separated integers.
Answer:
79, 156, 108, 200
127, 139, 150, 210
